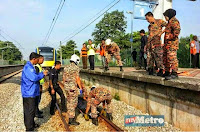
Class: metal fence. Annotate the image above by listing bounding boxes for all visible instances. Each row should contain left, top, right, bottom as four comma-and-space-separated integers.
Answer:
61, 54, 134, 67
0, 60, 24, 66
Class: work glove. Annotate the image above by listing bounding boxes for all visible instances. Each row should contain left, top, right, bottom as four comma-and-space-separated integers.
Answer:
84, 114, 89, 121
100, 109, 107, 117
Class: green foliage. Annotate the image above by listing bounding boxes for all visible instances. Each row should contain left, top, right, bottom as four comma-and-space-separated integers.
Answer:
92, 10, 127, 42
114, 93, 120, 101
177, 37, 191, 68
57, 40, 80, 59
0, 40, 22, 61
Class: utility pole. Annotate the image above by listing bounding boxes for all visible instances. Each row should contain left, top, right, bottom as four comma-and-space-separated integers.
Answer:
60, 41, 62, 65
1, 50, 3, 61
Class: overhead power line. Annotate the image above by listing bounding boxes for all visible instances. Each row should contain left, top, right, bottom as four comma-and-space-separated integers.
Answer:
60, 0, 118, 44
59, 0, 121, 47
43, 0, 66, 46
0, 29, 27, 55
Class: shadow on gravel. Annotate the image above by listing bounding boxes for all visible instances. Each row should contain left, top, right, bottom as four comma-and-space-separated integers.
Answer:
2, 76, 21, 85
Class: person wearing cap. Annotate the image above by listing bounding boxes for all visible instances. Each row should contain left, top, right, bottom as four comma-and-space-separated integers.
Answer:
63, 54, 82, 125
104, 38, 123, 71
163, 9, 181, 80
84, 86, 113, 126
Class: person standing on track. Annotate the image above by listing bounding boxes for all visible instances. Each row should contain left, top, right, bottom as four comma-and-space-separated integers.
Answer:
80, 43, 88, 69
84, 86, 113, 126
145, 12, 167, 76
49, 61, 67, 115
34, 55, 45, 118
63, 54, 82, 125
21, 52, 48, 131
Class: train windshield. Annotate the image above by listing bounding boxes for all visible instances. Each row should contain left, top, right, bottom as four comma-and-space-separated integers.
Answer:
39, 49, 54, 61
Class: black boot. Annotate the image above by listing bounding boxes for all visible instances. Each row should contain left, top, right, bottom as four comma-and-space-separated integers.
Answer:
165, 74, 172, 80
107, 113, 113, 121
171, 71, 178, 79
92, 118, 98, 126
104, 67, 108, 72
120, 66, 123, 71
157, 69, 163, 76
162, 71, 170, 77
69, 118, 80, 125
61, 107, 67, 113
148, 68, 153, 75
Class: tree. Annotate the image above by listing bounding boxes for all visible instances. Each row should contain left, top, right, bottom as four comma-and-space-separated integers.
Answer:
177, 37, 191, 68
0, 40, 22, 61
92, 10, 127, 43
57, 40, 80, 59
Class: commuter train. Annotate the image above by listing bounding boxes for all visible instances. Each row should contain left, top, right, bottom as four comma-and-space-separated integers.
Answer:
36, 46, 56, 67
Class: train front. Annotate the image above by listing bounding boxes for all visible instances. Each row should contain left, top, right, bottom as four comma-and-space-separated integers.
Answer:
36, 47, 56, 68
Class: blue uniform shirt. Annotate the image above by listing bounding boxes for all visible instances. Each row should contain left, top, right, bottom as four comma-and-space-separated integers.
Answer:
21, 61, 44, 98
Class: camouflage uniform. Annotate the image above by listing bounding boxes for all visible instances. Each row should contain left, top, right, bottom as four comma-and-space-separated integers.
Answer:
87, 87, 112, 118
63, 63, 80, 118
147, 19, 167, 69
105, 42, 123, 67
163, 17, 181, 72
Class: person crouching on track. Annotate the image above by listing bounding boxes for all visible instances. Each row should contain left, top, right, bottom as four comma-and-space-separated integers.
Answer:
49, 61, 67, 115
34, 55, 45, 118
104, 38, 123, 72
63, 54, 83, 125
84, 86, 113, 126
21, 52, 48, 131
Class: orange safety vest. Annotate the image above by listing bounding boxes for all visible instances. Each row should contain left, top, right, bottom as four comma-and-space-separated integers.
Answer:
190, 40, 197, 55
100, 44, 106, 56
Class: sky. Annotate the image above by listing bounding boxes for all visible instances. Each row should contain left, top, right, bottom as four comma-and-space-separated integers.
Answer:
0, 0, 200, 60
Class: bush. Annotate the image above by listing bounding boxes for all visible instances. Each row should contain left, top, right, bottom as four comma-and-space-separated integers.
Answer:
114, 93, 120, 101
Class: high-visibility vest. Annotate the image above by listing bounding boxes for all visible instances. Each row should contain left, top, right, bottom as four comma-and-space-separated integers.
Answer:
100, 44, 106, 56
36, 64, 45, 85
87, 44, 96, 55
190, 40, 197, 55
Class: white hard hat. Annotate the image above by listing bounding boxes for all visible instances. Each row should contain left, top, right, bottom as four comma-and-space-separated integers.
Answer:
105, 39, 112, 45
70, 54, 80, 65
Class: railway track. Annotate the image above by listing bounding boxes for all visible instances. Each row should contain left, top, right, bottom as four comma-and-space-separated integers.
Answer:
77, 97, 124, 132
55, 103, 71, 131
0, 69, 22, 83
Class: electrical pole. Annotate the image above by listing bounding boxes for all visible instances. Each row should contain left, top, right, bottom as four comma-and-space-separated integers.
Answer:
1, 50, 3, 61
60, 41, 62, 65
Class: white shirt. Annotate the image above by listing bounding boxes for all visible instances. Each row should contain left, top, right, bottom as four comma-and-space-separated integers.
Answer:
195, 40, 200, 53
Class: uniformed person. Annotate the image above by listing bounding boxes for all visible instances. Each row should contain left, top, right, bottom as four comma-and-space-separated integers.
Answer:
63, 54, 82, 125
145, 12, 167, 76
84, 86, 113, 126
49, 61, 66, 115
163, 9, 181, 80
104, 38, 123, 72
35, 55, 45, 118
